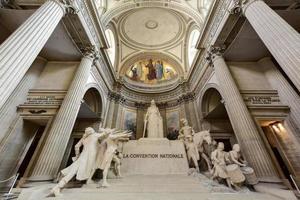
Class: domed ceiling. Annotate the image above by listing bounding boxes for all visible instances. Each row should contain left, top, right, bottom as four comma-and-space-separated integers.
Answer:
119, 8, 185, 50
114, 7, 192, 81
100, 0, 213, 90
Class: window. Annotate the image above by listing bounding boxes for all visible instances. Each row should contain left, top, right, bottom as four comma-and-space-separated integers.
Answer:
105, 29, 116, 67
188, 29, 200, 68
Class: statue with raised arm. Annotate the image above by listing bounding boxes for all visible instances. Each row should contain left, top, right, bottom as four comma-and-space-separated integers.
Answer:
50, 127, 109, 197
97, 130, 131, 187
143, 100, 164, 138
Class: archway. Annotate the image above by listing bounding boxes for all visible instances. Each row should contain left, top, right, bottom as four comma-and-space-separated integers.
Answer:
60, 87, 104, 170
200, 87, 237, 152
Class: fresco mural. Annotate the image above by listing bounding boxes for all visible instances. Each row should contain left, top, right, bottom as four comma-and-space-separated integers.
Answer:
126, 59, 178, 84
123, 109, 137, 139
166, 110, 180, 140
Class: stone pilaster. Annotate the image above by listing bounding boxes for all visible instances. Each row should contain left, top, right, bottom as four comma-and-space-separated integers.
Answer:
0, 57, 46, 145
259, 57, 300, 139
105, 95, 116, 128
207, 46, 278, 179
29, 47, 98, 180
233, 0, 300, 92
0, 0, 77, 109
135, 102, 146, 139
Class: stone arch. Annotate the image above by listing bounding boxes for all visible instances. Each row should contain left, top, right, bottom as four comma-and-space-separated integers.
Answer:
84, 83, 107, 120
198, 83, 224, 119
198, 84, 236, 151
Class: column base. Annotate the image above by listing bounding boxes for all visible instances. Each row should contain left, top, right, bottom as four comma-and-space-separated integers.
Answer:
27, 175, 54, 182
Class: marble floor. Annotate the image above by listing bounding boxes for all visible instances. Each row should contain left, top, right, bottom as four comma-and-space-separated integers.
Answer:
17, 174, 291, 200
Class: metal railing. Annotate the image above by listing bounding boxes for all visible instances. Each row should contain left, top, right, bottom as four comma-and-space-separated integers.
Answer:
290, 174, 300, 195
0, 173, 19, 200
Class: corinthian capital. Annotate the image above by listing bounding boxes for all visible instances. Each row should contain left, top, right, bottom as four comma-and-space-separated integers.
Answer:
205, 45, 226, 65
51, 0, 79, 15
229, 0, 249, 14
81, 45, 100, 61
63, 0, 79, 14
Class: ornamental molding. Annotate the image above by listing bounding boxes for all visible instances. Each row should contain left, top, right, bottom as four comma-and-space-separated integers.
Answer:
102, 1, 204, 27
188, 0, 232, 91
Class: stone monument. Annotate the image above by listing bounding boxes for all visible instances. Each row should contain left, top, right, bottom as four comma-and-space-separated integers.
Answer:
142, 99, 164, 138
121, 100, 189, 175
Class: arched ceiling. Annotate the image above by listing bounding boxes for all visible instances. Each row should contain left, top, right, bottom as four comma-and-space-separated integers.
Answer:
119, 8, 185, 50
98, 0, 213, 91
113, 7, 191, 78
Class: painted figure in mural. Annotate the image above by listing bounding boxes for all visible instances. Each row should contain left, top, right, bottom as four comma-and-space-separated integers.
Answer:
143, 99, 164, 138
130, 65, 138, 81
50, 127, 109, 197
96, 130, 131, 187
155, 60, 164, 80
165, 68, 175, 80
145, 59, 156, 80
136, 62, 143, 79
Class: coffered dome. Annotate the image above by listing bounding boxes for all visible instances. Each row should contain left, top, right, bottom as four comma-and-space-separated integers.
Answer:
119, 8, 185, 50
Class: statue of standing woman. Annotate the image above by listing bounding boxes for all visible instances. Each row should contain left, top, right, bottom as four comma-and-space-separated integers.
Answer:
143, 100, 164, 138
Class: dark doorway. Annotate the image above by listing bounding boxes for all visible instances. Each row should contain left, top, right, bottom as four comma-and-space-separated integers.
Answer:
262, 125, 293, 186
17, 126, 45, 179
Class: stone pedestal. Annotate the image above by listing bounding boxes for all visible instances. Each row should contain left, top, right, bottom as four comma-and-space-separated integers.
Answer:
121, 138, 189, 175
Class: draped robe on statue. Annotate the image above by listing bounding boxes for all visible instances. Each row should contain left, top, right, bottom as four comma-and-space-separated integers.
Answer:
144, 101, 164, 138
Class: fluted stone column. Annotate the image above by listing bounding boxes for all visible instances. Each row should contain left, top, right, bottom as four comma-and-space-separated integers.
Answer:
29, 48, 98, 180
0, 0, 75, 109
208, 48, 278, 179
236, 0, 300, 92
0, 57, 46, 145
259, 57, 300, 138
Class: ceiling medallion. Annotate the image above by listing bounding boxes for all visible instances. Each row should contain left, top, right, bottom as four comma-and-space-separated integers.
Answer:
145, 20, 158, 29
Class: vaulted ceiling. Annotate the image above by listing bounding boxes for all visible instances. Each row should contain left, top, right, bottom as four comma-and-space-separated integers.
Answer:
98, 0, 213, 78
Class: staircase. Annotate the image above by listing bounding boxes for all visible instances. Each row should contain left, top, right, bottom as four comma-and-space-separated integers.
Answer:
17, 173, 284, 200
